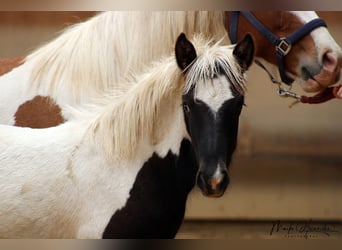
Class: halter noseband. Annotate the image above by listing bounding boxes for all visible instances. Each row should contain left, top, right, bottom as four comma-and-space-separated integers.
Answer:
229, 11, 327, 85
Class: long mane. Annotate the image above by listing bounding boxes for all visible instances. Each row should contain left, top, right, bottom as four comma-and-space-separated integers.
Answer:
68, 35, 246, 163
25, 11, 228, 101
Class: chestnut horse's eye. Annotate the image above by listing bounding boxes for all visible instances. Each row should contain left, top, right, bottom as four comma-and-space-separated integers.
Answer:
182, 103, 190, 113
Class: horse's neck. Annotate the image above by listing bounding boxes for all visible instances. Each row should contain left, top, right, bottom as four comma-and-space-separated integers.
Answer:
91, 98, 186, 167
119, 11, 229, 75
0, 11, 229, 99
87, 59, 187, 164
147, 95, 186, 158
22, 12, 229, 101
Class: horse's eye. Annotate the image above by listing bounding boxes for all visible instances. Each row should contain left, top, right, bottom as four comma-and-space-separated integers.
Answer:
183, 103, 190, 113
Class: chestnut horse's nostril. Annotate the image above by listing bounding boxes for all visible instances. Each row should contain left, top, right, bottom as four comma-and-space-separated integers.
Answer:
322, 51, 339, 72
312, 51, 342, 87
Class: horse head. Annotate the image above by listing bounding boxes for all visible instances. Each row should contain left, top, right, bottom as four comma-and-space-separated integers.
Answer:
226, 11, 342, 92
175, 33, 254, 197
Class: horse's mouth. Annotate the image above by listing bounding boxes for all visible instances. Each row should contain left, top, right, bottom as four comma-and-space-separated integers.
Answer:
301, 60, 341, 92
301, 66, 327, 92
301, 66, 318, 82
200, 190, 225, 198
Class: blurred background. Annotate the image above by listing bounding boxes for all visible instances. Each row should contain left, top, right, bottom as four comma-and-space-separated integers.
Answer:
0, 11, 341, 239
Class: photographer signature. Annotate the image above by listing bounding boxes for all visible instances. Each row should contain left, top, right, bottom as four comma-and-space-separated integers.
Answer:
269, 220, 340, 239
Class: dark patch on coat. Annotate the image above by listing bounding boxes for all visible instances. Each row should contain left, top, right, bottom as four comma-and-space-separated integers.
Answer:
103, 139, 198, 239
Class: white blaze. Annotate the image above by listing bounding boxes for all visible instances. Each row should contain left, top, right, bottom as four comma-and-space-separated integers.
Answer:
194, 75, 234, 113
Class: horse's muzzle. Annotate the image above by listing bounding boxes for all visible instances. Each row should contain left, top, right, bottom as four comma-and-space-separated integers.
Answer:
197, 168, 229, 198
304, 51, 342, 92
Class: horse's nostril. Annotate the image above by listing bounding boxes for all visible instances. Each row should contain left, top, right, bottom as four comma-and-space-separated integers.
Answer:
198, 171, 205, 183
322, 52, 338, 71
197, 171, 206, 187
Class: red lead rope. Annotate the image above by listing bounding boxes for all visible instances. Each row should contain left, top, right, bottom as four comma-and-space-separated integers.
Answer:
300, 84, 342, 104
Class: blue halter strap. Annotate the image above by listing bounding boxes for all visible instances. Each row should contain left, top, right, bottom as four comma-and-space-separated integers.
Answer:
229, 11, 327, 85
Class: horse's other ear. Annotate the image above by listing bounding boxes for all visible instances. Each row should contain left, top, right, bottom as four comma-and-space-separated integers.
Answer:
233, 33, 255, 72
175, 33, 197, 71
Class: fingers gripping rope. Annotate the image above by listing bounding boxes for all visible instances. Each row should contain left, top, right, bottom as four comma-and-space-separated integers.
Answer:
300, 85, 342, 104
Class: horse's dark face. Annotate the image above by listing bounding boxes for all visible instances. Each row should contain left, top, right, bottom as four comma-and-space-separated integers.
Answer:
175, 33, 254, 197
182, 88, 244, 197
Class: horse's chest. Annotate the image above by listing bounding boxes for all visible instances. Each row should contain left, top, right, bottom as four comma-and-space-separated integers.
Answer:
74, 160, 144, 238
102, 149, 196, 239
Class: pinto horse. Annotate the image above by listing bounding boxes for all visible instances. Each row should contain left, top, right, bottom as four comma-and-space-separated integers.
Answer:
0, 11, 340, 238
0, 12, 340, 128
0, 33, 254, 238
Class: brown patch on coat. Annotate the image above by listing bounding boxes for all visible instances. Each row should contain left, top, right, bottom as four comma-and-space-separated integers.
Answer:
0, 57, 24, 76
15, 96, 65, 128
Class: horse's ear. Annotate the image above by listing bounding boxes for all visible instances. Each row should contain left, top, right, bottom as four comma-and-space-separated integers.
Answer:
175, 33, 197, 71
233, 33, 255, 72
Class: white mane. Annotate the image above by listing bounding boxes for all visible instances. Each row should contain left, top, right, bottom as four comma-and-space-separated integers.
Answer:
66, 35, 246, 163
25, 11, 228, 102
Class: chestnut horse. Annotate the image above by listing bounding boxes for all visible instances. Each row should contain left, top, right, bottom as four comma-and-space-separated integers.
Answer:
0, 11, 340, 238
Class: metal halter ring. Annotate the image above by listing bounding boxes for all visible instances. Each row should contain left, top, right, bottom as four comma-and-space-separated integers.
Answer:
276, 39, 292, 56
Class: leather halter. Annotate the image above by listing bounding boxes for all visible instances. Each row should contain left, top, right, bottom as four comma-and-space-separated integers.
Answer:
228, 11, 327, 85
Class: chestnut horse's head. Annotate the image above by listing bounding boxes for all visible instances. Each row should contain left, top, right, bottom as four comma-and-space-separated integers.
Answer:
226, 11, 342, 93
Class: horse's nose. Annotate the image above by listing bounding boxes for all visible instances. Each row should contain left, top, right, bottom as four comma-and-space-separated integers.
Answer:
318, 51, 342, 85
197, 169, 229, 198
323, 52, 341, 72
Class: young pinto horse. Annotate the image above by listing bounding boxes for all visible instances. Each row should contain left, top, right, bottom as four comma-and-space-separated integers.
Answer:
0, 11, 340, 238
0, 33, 254, 238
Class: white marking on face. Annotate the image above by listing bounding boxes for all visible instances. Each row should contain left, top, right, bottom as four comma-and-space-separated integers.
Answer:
290, 11, 341, 63
209, 165, 224, 190
213, 165, 223, 180
195, 75, 234, 113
